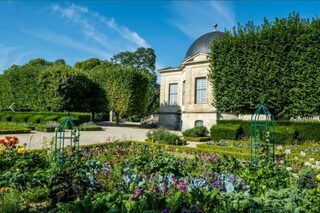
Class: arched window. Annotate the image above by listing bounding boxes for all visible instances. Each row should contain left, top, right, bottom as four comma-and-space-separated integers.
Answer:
195, 120, 203, 127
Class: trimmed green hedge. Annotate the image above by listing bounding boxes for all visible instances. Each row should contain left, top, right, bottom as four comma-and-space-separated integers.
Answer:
0, 112, 91, 125
217, 120, 319, 143
209, 13, 320, 119
210, 124, 244, 141
183, 136, 211, 142
0, 123, 31, 134
79, 126, 103, 131
35, 125, 56, 132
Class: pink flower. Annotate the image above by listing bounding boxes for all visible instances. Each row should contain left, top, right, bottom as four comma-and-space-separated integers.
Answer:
134, 188, 142, 196
177, 182, 187, 193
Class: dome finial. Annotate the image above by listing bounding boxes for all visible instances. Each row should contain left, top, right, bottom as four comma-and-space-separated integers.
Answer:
213, 24, 218, 31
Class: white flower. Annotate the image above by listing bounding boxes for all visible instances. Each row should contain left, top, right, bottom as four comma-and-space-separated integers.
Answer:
311, 165, 317, 169
315, 161, 320, 166
304, 162, 311, 167
276, 146, 283, 150
292, 173, 299, 179
280, 160, 284, 164
286, 167, 292, 172
300, 151, 306, 157
285, 149, 291, 155
294, 157, 299, 160
309, 158, 315, 161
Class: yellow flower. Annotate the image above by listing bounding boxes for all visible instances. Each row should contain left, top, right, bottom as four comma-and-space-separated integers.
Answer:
0, 187, 10, 194
17, 147, 27, 154
0, 147, 5, 156
316, 174, 320, 181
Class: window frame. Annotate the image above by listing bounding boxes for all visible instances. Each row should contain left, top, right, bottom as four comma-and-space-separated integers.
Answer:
195, 77, 207, 104
195, 120, 204, 127
168, 83, 178, 106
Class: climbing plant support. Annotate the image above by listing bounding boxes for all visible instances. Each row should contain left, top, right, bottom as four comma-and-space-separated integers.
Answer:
250, 101, 275, 166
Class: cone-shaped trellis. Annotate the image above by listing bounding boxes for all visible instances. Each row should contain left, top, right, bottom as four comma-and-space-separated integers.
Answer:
250, 101, 275, 166
53, 113, 80, 165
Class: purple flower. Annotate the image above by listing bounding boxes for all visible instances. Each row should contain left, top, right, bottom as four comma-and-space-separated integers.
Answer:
150, 187, 157, 194
162, 208, 170, 213
191, 204, 198, 209
212, 180, 221, 188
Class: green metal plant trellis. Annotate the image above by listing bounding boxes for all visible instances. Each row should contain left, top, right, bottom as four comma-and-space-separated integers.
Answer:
250, 101, 275, 166
53, 113, 80, 165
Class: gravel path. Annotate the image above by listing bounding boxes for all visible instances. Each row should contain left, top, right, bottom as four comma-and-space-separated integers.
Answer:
0, 125, 201, 149
0, 126, 150, 149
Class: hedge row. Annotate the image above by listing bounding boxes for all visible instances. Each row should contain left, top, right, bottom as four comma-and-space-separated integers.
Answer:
183, 136, 211, 142
0, 123, 31, 134
213, 120, 320, 143
0, 112, 91, 125
79, 140, 250, 159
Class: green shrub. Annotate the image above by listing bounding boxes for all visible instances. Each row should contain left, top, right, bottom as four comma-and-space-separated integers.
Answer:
11, 114, 33, 123
79, 126, 102, 131
210, 124, 244, 141
35, 125, 56, 132
0, 123, 31, 134
182, 126, 209, 137
146, 128, 184, 145
0, 114, 12, 122
217, 120, 319, 143
40, 114, 61, 124
76, 114, 91, 124
183, 136, 211, 142
27, 114, 44, 124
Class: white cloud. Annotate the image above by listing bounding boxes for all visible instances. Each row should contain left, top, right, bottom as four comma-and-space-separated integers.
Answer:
21, 29, 111, 59
0, 45, 17, 71
51, 3, 149, 52
0, 45, 33, 72
168, 1, 236, 39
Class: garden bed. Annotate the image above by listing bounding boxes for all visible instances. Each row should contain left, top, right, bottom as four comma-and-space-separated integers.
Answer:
0, 139, 320, 212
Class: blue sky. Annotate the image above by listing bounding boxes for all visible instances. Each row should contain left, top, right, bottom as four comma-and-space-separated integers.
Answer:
1, 1, 320, 73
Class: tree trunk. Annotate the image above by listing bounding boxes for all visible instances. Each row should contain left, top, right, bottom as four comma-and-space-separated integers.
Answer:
91, 111, 95, 121
115, 112, 120, 126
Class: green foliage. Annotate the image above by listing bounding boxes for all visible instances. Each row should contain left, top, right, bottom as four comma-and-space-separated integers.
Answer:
217, 120, 320, 143
182, 126, 209, 138
210, 124, 244, 140
0, 123, 31, 134
111, 47, 159, 115
0, 190, 21, 213
35, 125, 56, 132
111, 47, 156, 73
105, 65, 150, 123
0, 149, 50, 189
78, 122, 102, 131
239, 163, 289, 196
147, 128, 184, 145
183, 136, 211, 142
209, 13, 320, 119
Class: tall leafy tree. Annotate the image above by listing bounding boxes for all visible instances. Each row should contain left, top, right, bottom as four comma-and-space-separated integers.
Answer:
111, 47, 156, 73
38, 64, 106, 114
74, 58, 106, 71
111, 47, 159, 116
105, 65, 150, 124
3, 58, 53, 111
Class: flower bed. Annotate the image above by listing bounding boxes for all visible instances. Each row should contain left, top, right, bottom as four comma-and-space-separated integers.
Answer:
0, 139, 320, 212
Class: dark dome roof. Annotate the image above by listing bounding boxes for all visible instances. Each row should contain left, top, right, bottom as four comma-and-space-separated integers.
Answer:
185, 31, 224, 59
